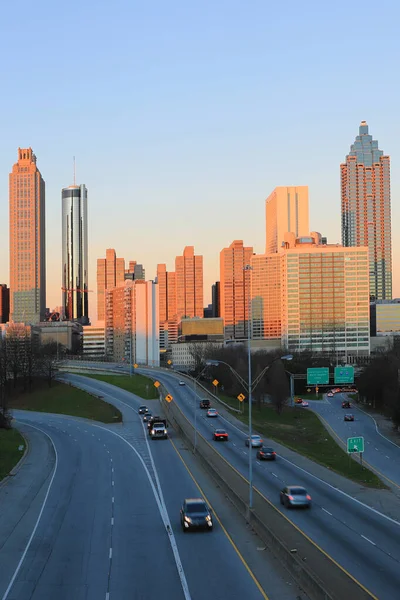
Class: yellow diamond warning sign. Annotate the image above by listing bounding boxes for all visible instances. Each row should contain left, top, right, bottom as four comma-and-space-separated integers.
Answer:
165, 394, 173, 403
154, 381, 160, 388
237, 393, 245, 402
212, 379, 219, 387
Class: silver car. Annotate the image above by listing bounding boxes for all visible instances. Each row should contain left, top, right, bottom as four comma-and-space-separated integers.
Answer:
280, 486, 311, 508
245, 434, 263, 448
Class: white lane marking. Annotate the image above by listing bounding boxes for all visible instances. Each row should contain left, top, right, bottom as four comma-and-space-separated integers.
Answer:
106, 593, 110, 600
2, 422, 59, 600
278, 455, 400, 527
111, 517, 114, 526
112, 467, 114, 473
109, 548, 112, 559
74, 439, 78, 442
84, 430, 87, 433
91, 422, 192, 600
355, 404, 400, 450
110, 458, 113, 462
92, 434, 95, 437
386, 456, 390, 459
107, 450, 110, 454
112, 497, 114, 504
375, 448, 379, 451
112, 481, 114, 486
272, 473, 278, 478
322, 508, 332, 516
361, 534, 376, 546
232, 442, 236, 447
242, 450, 247, 455
256, 461, 261, 465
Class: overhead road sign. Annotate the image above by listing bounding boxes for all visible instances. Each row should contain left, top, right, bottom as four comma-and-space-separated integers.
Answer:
307, 368, 329, 385
334, 366, 354, 384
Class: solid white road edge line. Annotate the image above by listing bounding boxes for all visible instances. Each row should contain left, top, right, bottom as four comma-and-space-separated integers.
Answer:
361, 535, 376, 546
1, 421, 59, 600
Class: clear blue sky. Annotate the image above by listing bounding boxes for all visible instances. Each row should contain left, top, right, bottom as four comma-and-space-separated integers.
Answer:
1, 0, 399, 319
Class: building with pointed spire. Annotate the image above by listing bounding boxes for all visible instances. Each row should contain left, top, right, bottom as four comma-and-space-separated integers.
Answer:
341, 121, 392, 301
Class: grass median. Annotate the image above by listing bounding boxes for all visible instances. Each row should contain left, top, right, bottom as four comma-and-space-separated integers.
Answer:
9, 379, 122, 423
214, 391, 385, 489
0, 428, 26, 481
81, 373, 158, 400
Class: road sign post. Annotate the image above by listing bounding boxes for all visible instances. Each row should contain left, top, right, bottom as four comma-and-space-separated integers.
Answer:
347, 436, 364, 465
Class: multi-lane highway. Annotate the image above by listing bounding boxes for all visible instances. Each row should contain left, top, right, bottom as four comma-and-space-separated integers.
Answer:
0, 372, 301, 600
139, 367, 400, 600
307, 393, 400, 489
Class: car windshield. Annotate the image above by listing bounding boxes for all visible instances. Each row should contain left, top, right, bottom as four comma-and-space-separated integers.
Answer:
262, 447, 274, 452
186, 502, 207, 513
252, 435, 260, 440
290, 488, 307, 495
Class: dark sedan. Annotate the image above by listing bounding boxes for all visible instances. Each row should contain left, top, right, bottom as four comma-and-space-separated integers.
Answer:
257, 447, 276, 460
213, 429, 228, 441
143, 411, 153, 422
344, 414, 354, 421
138, 406, 148, 415
180, 498, 213, 532
280, 486, 311, 509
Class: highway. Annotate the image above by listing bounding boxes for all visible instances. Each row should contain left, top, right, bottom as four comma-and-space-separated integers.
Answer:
138, 367, 400, 600
307, 393, 400, 489
0, 372, 299, 600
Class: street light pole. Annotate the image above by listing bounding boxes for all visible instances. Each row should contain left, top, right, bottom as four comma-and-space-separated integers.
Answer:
129, 330, 133, 378
244, 263, 253, 511
193, 376, 198, 452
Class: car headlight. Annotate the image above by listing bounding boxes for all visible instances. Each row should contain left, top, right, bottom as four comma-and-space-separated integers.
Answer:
151, 429, 155, 434
184, 516, 192, 523
205, 515, 211, 522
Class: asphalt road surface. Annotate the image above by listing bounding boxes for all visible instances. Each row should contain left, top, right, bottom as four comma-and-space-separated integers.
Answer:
139, 368, 400, 600
0, 373, 303, 600
307, 393, 400, 489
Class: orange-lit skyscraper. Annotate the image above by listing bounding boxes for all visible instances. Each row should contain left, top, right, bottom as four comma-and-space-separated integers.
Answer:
341, 121, 392, 301
97, 249, 125, 321
175, 246, 203, 321
265, 186, 309, 254
157, 264, 178, 347
9, 148, 46, 323
220, 240, 253, 339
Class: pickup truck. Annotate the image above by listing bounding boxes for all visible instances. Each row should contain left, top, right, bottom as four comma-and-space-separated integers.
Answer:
199, 398, 211, 409
147, 416, 167, 434
150, 422, 168, 439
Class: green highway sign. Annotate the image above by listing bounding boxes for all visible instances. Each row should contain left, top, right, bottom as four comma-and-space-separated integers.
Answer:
347, 436, 364, 454
334, 366, 354, 384
307, 367, 329, 385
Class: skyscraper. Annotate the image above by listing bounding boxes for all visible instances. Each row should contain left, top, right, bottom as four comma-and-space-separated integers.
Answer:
220, 240, 253, 339
9, 148, 46, 323
97, 249, 125, 321
157, 263, 178, 347
175, 246, 203, 321
265, 186, 309, 254
341, 121, 392, 301
62, 184, 89, 323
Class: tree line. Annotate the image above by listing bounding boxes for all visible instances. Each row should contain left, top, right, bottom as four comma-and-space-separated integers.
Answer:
0, 331, 62, 429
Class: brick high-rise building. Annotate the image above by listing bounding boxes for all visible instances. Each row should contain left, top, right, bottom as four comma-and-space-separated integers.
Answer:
175, 246, 203, 321
156, 264, 177, 347
9, 148, 46, 323
0, 284, 10, 323
341, 121, 392, 301
220, 240, 253, 339
97, 249, 125, 321
265, 186, 309, 254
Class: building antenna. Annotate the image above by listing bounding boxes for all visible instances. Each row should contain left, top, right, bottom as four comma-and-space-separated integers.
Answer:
73, 156, 76, 185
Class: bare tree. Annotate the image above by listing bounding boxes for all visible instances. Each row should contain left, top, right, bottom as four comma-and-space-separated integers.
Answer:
0, 338, 11, 429
266, 359, 290, 414
39, 341, 60, 387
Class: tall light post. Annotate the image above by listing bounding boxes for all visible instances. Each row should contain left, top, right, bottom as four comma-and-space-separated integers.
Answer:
206, 353, 293, 512
243, 264, 254, 509
192, 363, 212, 453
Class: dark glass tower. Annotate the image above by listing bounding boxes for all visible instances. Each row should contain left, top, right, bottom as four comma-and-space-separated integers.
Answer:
341, 121, 392, 301
62, 185, 89, 323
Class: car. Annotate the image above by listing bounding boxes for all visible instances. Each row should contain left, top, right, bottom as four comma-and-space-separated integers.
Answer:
143, 411, 152, 422
207, 408, 218, 418
200, 398, 211, 409
344, 414, 354, 421
245, 434, 263, 448
178, 381, 186, 386
257, 446, 276, 460
180, 498, 213, 532
300, 401, 309, 407
342, 401, 351, 409
138, 406, 148, 415
294, 397, 303, 404
327, 392, 334, 397
213, 429, 228, 441
280, 486, 311, 509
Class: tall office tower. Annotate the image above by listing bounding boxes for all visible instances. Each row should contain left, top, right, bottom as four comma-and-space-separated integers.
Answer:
220, 241, 253, 339
97, 249, 125, 321
341, 121, 392, 301
0, 284, 10, 323
250, 254, 282, 340
175, 246, 203, 321
105, 280, 159, 365
9, 148, 46, 323
211, 282, 220, 317
265, 186, 309, 254
62, 184, 89, 323
156, 264, 177, 347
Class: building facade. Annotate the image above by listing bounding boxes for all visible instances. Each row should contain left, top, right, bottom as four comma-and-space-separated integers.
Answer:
0, 285, 10, 323
211, 281, 220, 317
265, 186, 309, 254
370, 300, 400, 336
280, 233, 370, 355
220, 240, 253, 339
175, 246, 203, 321
83, 324, 106, 359
62, 184, 89, 323
9, 148, 46, 323
250, 253, 282, 340
156, 264, 178, 348
97, 249, 126, 321
105, 280, 159, 365
341, 121, 392, 301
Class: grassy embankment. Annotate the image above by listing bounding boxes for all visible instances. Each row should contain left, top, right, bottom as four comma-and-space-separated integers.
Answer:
213, 390, 385, 489
0, 428, 26, 481
81, 373, 158, 399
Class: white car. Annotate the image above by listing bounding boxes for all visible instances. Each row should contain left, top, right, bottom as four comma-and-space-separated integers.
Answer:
327, 392, 334, 397
301, 401, 309, 407
178, 381, 186, 386
245, 435, 263, 448
207, 408, 218, 418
